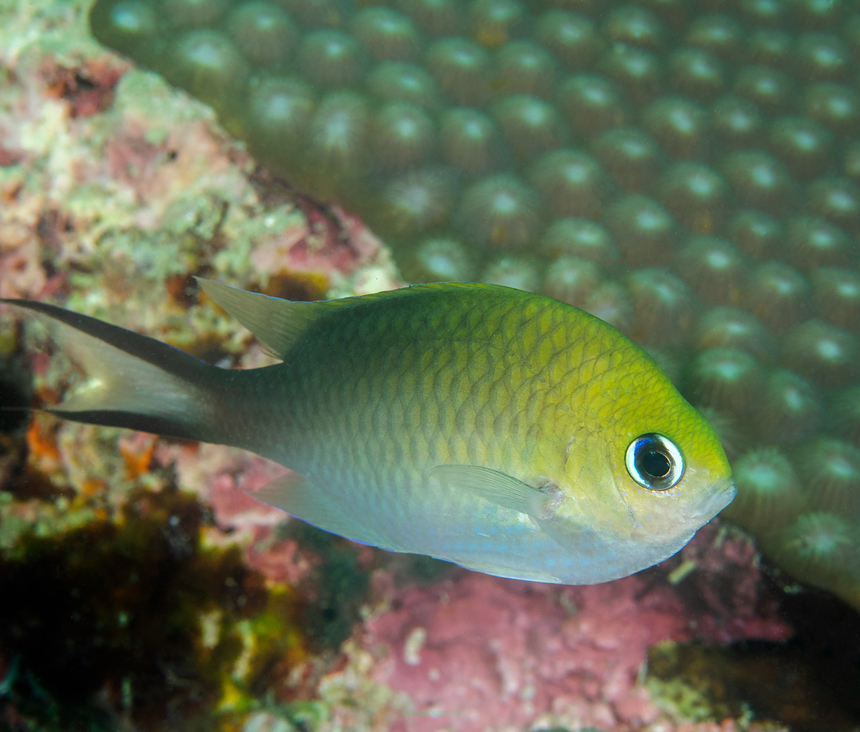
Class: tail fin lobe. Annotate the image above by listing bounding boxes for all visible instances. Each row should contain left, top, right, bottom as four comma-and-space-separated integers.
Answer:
3, 298, 223, 443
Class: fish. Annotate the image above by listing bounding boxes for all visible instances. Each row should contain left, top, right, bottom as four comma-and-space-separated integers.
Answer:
2, 281, 735, 584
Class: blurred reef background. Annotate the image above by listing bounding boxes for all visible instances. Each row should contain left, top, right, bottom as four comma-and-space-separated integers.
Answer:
2, 0, 860, 730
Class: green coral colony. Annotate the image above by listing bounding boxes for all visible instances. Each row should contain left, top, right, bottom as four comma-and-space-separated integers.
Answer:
89, 0, 860, 608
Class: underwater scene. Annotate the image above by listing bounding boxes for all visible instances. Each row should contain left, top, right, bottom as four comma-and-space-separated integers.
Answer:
2, 0, 860, 729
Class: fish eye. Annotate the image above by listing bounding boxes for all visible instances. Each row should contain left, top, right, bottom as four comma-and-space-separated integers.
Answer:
625, 433, 684, 491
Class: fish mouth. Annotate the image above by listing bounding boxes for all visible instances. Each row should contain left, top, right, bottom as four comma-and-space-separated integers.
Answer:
695, 477, 737, 520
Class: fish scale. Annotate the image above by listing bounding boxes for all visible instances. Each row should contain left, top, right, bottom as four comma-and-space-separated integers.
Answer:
273, 288, 534, 475
2, 282, 734, 583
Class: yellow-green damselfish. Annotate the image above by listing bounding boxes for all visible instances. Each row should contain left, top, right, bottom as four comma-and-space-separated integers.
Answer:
4, 282, 735, 583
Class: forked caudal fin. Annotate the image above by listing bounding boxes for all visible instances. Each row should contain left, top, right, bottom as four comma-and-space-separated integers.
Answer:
1, 297, 235, 445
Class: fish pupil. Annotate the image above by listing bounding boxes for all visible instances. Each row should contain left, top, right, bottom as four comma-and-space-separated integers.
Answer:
639, 448, 671, 479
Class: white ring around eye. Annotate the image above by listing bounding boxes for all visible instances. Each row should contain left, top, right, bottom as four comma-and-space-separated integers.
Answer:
625, 433, 685, 491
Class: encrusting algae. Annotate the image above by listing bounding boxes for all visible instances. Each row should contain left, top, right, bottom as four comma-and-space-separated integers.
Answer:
79, 0, 860, 613
0, 480, 311, 731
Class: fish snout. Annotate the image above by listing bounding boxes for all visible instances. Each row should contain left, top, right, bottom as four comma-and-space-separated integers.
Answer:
695, 478, 737, 520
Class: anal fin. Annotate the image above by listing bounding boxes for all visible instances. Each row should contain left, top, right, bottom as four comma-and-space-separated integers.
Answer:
248, 472, 405, 551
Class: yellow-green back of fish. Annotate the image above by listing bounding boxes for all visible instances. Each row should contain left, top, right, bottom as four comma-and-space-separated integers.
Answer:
3, 282, 735, 583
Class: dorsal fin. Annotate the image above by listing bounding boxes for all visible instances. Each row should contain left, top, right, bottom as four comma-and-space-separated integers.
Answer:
195, 278, 337, 358
195, 279, 499, 358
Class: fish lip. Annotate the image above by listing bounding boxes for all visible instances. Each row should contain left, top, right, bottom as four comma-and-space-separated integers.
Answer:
696, 477, 737, 519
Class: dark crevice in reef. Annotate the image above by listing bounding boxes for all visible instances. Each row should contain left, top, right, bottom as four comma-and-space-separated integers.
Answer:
649, 573, 860, 732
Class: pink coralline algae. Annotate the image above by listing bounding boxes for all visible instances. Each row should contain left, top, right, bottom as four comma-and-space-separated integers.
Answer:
358, 525, 791, 732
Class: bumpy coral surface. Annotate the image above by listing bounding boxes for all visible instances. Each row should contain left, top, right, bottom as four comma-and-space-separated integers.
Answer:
85, 0, 860, 611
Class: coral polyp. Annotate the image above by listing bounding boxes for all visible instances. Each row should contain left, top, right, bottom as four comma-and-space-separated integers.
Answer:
768, 115, 834, 182
686, 13, 743, 61
89, 0, 159, 62
720, 150, 795, 216
533, 10, 601, 70
744, 262, 811, 334
556, 73, 627, 138
167, 30, 250, 114
164, 0, 229, 29
396, 0, 462, 38
376, 167, 456, 238
643, 97, 709, 160
541, 255, 602, 309
781, 319, 858, 390
350, 7, 421, 62
456, 173, 541, 250
528, 148, 607, 219
371, 102, 437, 172
682, 347, 765, 419
774, 512, 857, 591
712, 96, 765, 152
426, 37, 491, 106
492, 94, 568, 162
754, 369, 822, 446
693, 307, 775, 364
803, 82, 860, 136
658, 163, 729, 234
798, 438, 860, 517
786, 216, 855, 273
539, 217, 619, 267
493, 40, 557, 99
298, 29, 367, 90
247, 76, 316, 163
225, 1, 298, 67
401, 236, 475, 283
625, 269, 694, 349
439, 108, 504, 174
604, 194, 678, 267
675, 236, 745, 308
668, 47, 726, 102
724, 447, 806, 535
366, 61, 441, 109
304, 91, 372, 196
593, 127, 661, 193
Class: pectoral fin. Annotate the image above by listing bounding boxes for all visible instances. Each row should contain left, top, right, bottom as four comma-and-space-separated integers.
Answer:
430, 464, 564, 520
